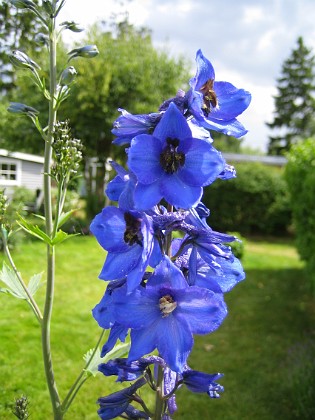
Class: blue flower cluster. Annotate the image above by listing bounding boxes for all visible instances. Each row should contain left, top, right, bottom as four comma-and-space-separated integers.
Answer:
91, 49, 251, 419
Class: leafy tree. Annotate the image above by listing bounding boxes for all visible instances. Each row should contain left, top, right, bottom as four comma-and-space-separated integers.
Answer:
267, 37, 315, 155
60, 20, 190, 212
0, 0, 44, 94
1, 18, 191, 214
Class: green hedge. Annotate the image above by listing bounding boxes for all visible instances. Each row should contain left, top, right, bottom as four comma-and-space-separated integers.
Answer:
285, 138, 315, 290
203, 162, 291, 235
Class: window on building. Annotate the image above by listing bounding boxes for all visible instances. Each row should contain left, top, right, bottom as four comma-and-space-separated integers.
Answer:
0, 159, 21, 185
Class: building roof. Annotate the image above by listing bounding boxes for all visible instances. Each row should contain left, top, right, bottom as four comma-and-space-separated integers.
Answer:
0, 149, 44, 164
222, 153, 287, 166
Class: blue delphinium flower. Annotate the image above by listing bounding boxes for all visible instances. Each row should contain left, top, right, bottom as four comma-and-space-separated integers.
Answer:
97, 377, 147, 420
112, 108, 162, 145
91, 48, 250, 419
90, 206, 156, 292
186, 49, 251, 138
128, 102, 225, 210
94, 256, 227, 372
182, 369, 224, 398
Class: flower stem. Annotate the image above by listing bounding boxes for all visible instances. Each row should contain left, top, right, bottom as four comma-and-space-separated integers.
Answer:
153, 363, 165, 420
41, 18, 62, 420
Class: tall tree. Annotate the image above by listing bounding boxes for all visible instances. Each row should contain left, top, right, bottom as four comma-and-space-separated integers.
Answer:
0, 0, 44, 94
267, 36, 315, 155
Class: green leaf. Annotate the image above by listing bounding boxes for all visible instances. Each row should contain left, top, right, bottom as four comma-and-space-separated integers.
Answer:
83, 342, 130, 377
0, 263, 44, 300
57, 209, 79, 229
28, 272, 44, 296
51, 230, 80, 245
17, 215, 51, 244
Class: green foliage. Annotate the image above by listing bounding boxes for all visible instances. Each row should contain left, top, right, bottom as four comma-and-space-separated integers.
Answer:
203, 162, 291, 234
286, 338, 315, 419
226, 231, 246, 259
285, 138, 315, 290
0, 0, 44, 94
267, 37, 315, 155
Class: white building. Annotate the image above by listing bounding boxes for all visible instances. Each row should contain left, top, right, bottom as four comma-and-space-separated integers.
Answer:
0, 149, 44, 206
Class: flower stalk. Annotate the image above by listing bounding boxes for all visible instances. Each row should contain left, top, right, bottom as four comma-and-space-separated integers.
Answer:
41, 13, 61, 420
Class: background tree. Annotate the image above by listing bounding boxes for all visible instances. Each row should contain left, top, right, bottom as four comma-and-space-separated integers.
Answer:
211, 132, 243, 153
267, 36, 315, 155
1, 18, 191, 215
0, 0, 44, 94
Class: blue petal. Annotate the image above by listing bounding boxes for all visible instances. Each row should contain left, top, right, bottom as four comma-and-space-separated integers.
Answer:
153, 102, 192, 141
128, 327, 157, 362
128, 134, 163, 184
189, 49, 215, 91
90, 207, 129, 253
161, 174, 203, 209
147, 256, 187, 289
178, 139, 225, 186
156, 314, 193, 372
133, 180, 163, 210
212, 81, 251, 119
100, 245, 141, 280
100, 324, 129, 357
175, 287, 227, 334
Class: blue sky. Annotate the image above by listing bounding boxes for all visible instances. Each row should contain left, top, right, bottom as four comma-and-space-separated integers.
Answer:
61, 0, 315, 152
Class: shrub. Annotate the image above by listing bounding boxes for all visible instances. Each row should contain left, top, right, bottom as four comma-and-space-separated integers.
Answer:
285, 138, 315, 290
203, 162, 291, 235
226, 231, 246, 260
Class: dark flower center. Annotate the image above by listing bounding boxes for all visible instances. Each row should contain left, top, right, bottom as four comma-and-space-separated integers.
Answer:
160, 137, 185, 174
200, 79, 218, 116
159, 294, 177, 317
123, 212, 143, 247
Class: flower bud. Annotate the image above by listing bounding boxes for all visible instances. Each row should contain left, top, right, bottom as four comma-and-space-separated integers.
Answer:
42, 0, 55, 16
7, 102, 39, 117
60, 20, 84, 33
60, 66, 77, 85
9, 0, 36, 9
67, 45, 99, 61
34, 33, 49, 47
9, 50, 40, 71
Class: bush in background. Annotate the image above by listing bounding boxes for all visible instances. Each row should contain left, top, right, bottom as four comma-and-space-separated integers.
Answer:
203, 162, 291, 235
285, 138, 315, 291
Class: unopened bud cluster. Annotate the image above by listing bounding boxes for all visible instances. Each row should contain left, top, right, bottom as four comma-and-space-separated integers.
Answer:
52, 121, 83, 182
12, 395, 30, 420
0, 190, 8, 226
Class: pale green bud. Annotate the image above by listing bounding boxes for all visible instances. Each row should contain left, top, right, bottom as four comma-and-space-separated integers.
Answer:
9, 0, 36, 9
9, 50, 40, 71
60, 66, 77, 85
60, 20, 84, 33
67, 45, 99, 61
7, 102, 39, 117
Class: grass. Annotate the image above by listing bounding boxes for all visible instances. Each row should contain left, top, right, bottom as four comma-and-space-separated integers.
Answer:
0, 235, 314, 419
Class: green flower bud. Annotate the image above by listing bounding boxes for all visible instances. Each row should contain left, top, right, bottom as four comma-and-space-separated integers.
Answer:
60, 20, 84, 33
67, 45, 99, 61
9, 50, 40, 71
9, 0, 36, 9
7, 102, 39, 117
60, 66, 77, 85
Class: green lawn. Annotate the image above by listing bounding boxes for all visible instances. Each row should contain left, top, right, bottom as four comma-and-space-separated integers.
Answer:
0, 235, 314, 419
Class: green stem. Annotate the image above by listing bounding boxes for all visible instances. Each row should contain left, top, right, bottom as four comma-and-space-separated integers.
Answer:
41, 18, 62, 420
61, 329, 106, 414
153, 363, 165, 420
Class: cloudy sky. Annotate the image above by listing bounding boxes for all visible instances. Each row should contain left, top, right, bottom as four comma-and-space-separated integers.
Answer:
60, 0, 315, 152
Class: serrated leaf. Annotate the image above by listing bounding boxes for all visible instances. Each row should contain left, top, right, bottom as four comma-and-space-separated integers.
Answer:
0, 263, 43, 300
17, 215, 51, 244
57, 209, 79, 229
83, 342, 130, 377
28, 272, 44, 296
51, 230, 80, 245
0, 263, 27, 299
